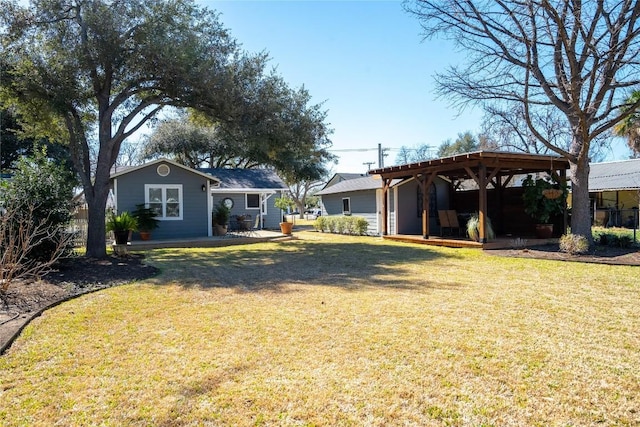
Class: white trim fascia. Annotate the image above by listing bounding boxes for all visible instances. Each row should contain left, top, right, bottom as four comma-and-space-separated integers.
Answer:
110, 158, 221, 185
207, 181, 212, 237
211, 188, 284, 193
113, 179, 118, 212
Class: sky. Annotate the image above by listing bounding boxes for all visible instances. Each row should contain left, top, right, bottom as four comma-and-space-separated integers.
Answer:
205, 0, 486, 174
13, 0, 631, 171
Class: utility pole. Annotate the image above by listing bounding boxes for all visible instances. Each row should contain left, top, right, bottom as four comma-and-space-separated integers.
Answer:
377, 143, 389, 168
363, 161, 375, 172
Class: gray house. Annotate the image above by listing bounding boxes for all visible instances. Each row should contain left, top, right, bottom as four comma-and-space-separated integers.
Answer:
109, 158, 288, 240
316, 175, 391, 235
317, 172, 452, 236
589, 158, 640, 227
198, 167, 289, 230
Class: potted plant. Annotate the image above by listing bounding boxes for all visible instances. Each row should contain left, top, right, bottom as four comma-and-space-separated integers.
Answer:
131, 204, 159, 240
106, 211, 137, 245
212, 201, 231, 236
274, 196, 296, 235
522, 174, 566, 238
466, 212, 495, 242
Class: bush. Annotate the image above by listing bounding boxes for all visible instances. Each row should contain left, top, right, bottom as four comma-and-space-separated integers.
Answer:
1, 149, 75, 298
559, 233, 590, 254
595, 232, 635, 248
312, 216, 369, 236
1, 148, 75, 261
314, 216, 327, 232
466, 213, 495, 241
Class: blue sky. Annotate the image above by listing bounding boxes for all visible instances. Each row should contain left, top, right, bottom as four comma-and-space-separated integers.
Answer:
208, 0, 637, 172
206, 0, 486, 174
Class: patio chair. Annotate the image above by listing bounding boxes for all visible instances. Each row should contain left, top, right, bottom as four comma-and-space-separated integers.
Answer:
439, 209, 461, 236
246, 215, 260, 237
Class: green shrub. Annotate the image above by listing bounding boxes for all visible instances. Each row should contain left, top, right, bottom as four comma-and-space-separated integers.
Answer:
2, 148, 76, 261
354, 217, 368, 235
313, 216, 369, 236
559, 233, 590, 254
314, 216, 327, 232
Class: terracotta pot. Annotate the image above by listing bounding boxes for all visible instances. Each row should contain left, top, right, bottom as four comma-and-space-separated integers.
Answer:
535, 223, 554, 239
139, 231, 151, 241
213, 224, 227, 236
279, 222, 293, 235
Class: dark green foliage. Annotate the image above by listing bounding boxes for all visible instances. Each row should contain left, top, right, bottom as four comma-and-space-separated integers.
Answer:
131, 204, 159, 232
106, 212, 138, 233
522, 175, 566, 224
595, 232, 635, 248
212, 202, 231, 226
1, 148, 75, 261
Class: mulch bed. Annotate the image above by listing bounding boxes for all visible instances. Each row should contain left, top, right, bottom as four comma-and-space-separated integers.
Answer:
1, 254, 158, 354
487, 243, 640, 266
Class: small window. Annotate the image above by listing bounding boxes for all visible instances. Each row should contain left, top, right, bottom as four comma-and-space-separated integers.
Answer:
145, 184, 183, 220
342, 197, 351, 215
246, 193, 260, 209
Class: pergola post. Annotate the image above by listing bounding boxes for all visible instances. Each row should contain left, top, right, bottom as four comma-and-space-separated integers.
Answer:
382, 178, 390, 236
560, 168, 568, 235
478, 164, 488, 243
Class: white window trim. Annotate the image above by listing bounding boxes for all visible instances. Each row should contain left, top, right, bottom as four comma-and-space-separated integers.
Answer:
245, 193, 261, 210
145, 184, 183, 220
342, 197, 351, 215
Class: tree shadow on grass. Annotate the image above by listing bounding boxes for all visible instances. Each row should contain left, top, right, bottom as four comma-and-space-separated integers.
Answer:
144, 238, 467, 292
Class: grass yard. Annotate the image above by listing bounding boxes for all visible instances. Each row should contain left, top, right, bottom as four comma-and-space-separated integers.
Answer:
1, 231, 639, 426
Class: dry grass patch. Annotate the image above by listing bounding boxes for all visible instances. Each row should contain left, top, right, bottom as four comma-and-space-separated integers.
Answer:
1, 231, 639, 426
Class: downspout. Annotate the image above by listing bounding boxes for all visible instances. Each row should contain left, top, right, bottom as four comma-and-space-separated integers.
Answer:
207, 181, 212, 237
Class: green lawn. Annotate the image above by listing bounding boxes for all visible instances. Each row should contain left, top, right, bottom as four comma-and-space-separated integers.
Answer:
1, 231, 639, 426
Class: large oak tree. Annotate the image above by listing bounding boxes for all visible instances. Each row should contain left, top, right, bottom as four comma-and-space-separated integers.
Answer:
0, 0, 271, 257
405, 0, 640, 242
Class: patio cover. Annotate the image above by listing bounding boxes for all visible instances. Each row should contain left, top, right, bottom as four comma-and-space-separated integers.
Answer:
368, 151, 571, 242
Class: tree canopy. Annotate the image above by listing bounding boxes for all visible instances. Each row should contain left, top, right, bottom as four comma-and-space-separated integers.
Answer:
405, 0, 640, 242
613, 90, 640, 157
1, 0, 332, 257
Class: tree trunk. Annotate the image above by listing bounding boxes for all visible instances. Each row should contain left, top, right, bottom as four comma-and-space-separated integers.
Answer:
568, 156, 592, 243
84, 178, 111, 258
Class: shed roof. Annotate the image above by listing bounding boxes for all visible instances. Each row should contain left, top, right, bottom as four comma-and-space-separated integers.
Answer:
198, 168, 288, 191
316, 175, 384, 195
588, 159, 640, 192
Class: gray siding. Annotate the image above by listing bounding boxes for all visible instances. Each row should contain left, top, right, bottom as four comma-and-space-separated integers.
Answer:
321, 189, 377, 216
212, 192, 284, 230
112, 162, 210, 240
320, 190, 379, 235
395, 178, 449, 235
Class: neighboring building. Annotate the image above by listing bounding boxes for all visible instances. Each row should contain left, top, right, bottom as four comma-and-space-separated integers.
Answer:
589, 158, 640, 227
317, 174, 451, 235
323, 172, 367, 189
316, 175, 384, 235
109, 158, 288, 240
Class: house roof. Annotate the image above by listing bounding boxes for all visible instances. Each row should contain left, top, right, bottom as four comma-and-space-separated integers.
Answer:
109, 158, 220, 183
316, 175, 384, 195
198, 168, 288, 192
589, 158, 640, 192
322, 172, 367, 190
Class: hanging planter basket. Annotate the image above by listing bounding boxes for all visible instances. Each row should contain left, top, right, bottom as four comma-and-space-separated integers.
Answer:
542, 188, 563, 199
